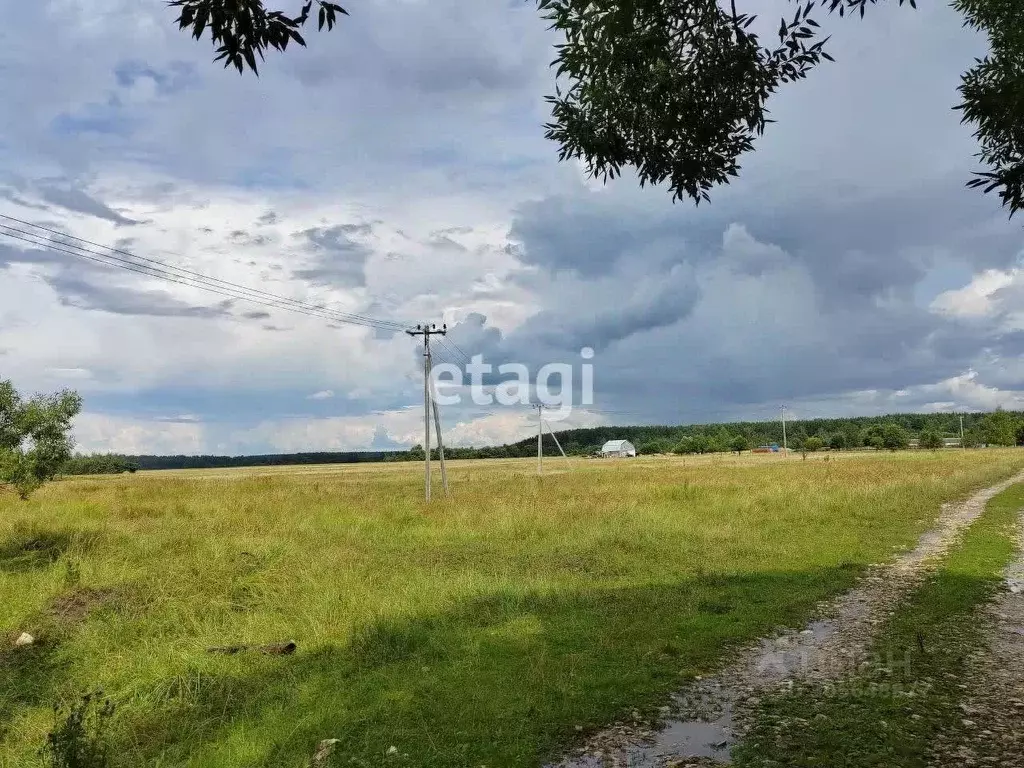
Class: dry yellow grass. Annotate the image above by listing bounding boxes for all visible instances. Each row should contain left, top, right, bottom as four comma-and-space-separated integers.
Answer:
2, 450, 1022, 767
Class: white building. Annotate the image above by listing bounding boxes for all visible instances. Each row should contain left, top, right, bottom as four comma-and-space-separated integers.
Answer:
600, 439, 636, 457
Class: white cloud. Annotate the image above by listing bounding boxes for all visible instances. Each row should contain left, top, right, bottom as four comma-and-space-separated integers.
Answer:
931, 268, 1018, 318
306, 390, 335, 400
74, 411, 206, 455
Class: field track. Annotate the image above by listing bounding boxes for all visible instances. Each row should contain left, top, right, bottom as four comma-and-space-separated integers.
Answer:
551, 470, 1024, 767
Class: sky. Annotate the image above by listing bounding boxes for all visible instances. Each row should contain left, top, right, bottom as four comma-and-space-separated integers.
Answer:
1, 0, 1023, 455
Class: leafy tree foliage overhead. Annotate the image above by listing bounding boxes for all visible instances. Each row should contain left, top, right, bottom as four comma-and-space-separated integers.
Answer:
956, 0, 1024, 216
170, 0, 347, 74
174, 0, 1022, 215
0, 380, 82, 499
538, 0, 832, 203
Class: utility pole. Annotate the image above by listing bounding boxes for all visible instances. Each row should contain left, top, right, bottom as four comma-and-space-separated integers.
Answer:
405, 323, 448, 501
536, 403, 543, 475
534, 404, 567, 474
781, 405, 788, 455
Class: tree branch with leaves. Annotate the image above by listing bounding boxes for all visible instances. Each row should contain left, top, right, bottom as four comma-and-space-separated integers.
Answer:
169, 0, 347, 74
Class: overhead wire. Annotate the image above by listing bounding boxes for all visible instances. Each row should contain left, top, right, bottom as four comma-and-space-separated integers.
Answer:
0, 215, 408, 333
444, 337, 472, 362
0, 213, 409, 330
435, 337, 471, 366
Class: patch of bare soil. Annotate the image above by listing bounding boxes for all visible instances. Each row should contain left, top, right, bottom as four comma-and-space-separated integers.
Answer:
547, 472, 1024, 768
6, 585, 138, 649
46, 587, 125, 624
927, 505, 1024, 768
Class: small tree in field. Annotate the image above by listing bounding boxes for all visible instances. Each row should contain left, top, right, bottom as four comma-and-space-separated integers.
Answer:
828, 432, 847, 451
0, 380, 82, 499
919, 430, 944, 450
881, 422, 910, 451
980, 408, 1019, 447
803, 437, 825, 453
962, 428, 983, 448
731, 435, 751, 454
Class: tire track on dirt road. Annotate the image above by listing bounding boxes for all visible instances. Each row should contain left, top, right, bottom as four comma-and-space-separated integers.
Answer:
927, 497, 1024, 768
548, 471, 1024, 768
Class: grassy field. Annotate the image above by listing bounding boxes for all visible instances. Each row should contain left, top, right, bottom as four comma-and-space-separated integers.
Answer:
2, 451, 1023, 768
733, 478, 1024, 768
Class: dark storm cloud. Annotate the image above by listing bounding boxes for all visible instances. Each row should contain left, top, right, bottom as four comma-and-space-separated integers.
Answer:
508, 195, 683, 277
37, 184, 138, 226
480, 171, 1024, 424
516, 267, 699, 353
510, 172, 1021, 308
291, 224, 374, 288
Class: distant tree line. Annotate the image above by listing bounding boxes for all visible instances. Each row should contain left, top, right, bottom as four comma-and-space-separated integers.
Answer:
453, 409, 1024, 459
61, 454, 139, 475
64, 409, 1024, 475
64, 451, 406, 472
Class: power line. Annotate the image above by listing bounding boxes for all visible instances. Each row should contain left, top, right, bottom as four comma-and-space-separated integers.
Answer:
0, 213, 407, 331
433, 335, 472, 366
0, 225, 393, 333
0, 216, 406, 333
445, 337, 472, 362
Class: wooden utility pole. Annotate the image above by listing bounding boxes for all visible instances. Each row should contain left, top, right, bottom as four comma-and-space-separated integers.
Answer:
781, 405, 788, 455
405, 323, 448, 501
533, 404, 567, 476
536, 403, 543, 475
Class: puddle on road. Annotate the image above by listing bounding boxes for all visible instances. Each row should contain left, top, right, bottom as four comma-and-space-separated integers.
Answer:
629, 708, 734, 762
552, 620, 838, 767
553, 694, 734, 767
750, 619, 835, 678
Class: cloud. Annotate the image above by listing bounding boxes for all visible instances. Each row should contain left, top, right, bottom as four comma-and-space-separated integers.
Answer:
291, 223, 374, 288
37, 184, 138, 225
307, 389, 335, 400
3, 0, 1024, 457
931, 268, 1018, 318
74, 411, 206, 454
43, 269, 233, 318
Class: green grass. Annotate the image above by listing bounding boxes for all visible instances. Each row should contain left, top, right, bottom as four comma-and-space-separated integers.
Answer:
733, 479, 1024, 768
1, 451, 1022, 768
